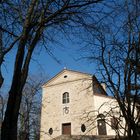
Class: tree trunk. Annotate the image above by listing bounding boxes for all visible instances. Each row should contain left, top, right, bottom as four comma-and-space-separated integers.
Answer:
1, 89, 23, 140
1, 42, 26, 140
1, 25, 40, 139
126, 119, 138, 140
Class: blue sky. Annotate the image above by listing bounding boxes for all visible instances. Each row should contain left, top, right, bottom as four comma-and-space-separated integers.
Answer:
29, 38, 97, 80
1, 38, 97, 93
0, 0, 112, 94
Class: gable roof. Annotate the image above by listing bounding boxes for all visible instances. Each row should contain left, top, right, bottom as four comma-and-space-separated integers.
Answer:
42, 68, 107, 96
42, 69, 92, 87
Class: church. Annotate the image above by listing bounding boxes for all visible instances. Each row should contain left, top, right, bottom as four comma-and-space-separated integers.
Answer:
40, 69, 125, 140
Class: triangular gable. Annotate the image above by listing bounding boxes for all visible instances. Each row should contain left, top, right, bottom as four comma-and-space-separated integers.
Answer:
92, 76, 107, 95
42, 69, 92, 87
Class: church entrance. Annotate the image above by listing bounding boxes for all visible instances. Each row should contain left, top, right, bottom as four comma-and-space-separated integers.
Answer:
97, 119, 107, 135
62, 123, 71, 135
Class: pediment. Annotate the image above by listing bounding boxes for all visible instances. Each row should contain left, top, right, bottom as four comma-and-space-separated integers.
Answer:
43, 69, 92, 87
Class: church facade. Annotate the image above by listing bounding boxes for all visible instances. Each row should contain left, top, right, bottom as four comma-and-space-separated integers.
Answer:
40, 69, 125, 140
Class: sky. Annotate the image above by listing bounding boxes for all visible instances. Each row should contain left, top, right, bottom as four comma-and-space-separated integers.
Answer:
0, 0, 115, 94
1, 38, 97, 93
30, 40, 97, 77
30, 38, 97, 77
0, 0, 110, 95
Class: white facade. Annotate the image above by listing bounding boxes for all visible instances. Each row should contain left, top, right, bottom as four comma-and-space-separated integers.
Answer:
40, 69, 125, 140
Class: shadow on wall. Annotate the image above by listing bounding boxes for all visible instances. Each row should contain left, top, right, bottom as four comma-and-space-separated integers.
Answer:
52, 135, 116, 140
53, 135, 140, 140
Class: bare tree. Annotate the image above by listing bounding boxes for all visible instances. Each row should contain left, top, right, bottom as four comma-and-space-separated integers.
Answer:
0, 94, 7, 135
0, 26, 20, 88
82, 100, 127, 139
82, 0, 140, 139
0, 0, 104, 139
0, 87, 8, 140
18, 74, 46, 140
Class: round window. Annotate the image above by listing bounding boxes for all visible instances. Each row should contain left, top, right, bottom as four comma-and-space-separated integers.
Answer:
64, 75, 67, 78
48, 128, 53, 135
81, 124, 86, 132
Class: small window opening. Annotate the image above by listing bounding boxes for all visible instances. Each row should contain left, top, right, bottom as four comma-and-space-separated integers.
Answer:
48, 128, 53, 135
81, 124, 86, 132
64, 75, 67, 78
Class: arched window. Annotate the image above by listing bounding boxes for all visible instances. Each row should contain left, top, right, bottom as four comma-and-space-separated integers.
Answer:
63, 92, 69, 104
97, 114, 105, 119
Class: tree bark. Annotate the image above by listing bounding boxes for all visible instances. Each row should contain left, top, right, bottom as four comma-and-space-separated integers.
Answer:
0, 25, 30, 138
1, 46, 25, 140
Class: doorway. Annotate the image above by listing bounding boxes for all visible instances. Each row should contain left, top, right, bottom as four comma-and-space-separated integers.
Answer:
97, 119, 107, 135
62, 123, 71, 135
